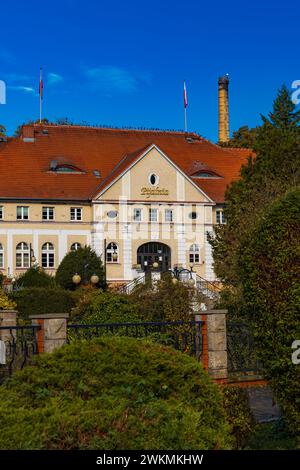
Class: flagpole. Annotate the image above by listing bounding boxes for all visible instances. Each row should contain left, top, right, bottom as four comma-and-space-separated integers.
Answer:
39, 67, 42, 123
183, 80, 188, 133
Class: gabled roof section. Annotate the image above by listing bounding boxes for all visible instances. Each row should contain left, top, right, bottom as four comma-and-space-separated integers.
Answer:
93, 144, 214, 202
0, 124, 254, 202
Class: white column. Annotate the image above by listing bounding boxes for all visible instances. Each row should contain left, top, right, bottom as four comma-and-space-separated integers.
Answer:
59, 231, 68, 264
7, 230, 13, 277
123, 224, 133, 280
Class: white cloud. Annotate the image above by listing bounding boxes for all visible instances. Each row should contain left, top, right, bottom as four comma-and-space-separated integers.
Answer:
8, 85, 38, 96
84, 66, 139, 93
47, 72, 63, 86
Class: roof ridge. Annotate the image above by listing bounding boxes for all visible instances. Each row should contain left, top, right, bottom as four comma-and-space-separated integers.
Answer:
31, 123, 201, 137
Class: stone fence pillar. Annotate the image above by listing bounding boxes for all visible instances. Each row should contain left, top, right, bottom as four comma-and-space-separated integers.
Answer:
196, 309, 228, 381
0, 310, 17, 343
29, 313, 69, 354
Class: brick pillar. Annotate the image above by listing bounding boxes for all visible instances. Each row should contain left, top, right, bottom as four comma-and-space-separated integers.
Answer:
0, 310, 17, 343
196, 309, 228, 381
29, 314, 69, 354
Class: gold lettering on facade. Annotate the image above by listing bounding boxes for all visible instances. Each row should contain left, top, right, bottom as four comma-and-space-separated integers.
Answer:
141, 187, 169, 197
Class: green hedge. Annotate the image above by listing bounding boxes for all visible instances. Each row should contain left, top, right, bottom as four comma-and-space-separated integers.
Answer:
0, 337, 231, 450
70, 290, 141, 323
14, 267, 55, 289
222, 385, 255, 449
240, 190, 300, 436
13, 287, 76, 319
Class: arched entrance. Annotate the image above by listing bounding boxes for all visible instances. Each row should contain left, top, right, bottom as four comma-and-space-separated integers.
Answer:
137, 242, 171, 273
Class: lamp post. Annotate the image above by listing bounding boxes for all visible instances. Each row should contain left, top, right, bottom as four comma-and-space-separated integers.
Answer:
72, 272, 100, 287
29, 243, 36, 268
168, 266, 195, 287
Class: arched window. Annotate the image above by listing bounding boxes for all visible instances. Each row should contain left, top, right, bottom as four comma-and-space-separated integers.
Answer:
70, 242, 81, 252
189, 244, 200, 264
42, 242, 55, 268
16, 242, 30, 268
106, 242, 119, 263
0, 243, 3, 268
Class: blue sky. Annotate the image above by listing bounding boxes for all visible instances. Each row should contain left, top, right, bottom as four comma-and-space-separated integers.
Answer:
0, 0, 299, 140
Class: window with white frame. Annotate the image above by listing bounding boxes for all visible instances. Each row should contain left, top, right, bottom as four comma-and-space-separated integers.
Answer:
71, 242, 81, 252
106, 242, 119, 263
17, 206, 29, 220
189, 244, 200, 264
70, 207, 82, 221
41, 242, 55, 268
216, 209, 226, 224
0, 243, 3, 268
16, 242, 30, 268
42, 206, 54, 220
165, 209, 173, 222
0, 206, 3, 220
133, 208, 142, 222
149, 208, 158, 222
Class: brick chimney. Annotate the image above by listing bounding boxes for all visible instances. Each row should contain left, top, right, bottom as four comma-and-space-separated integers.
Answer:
218, 75, 230, 143
22, 125, 35, 142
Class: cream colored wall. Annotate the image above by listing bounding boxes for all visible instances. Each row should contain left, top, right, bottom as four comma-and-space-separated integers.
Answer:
0, 202, 92, 223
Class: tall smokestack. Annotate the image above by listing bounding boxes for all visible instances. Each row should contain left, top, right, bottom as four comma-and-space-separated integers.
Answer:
218, 74, 230, 143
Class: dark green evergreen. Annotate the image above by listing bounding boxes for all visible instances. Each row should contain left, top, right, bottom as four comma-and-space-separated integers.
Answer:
55, 246, 105, 290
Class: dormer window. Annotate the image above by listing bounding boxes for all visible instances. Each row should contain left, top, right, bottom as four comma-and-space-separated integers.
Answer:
49, 161, 84, 173
192, 170, 222, 178
55, 164, 83, 173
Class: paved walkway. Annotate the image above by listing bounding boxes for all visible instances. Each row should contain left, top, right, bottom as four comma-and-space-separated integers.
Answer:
247, 387, 281, 423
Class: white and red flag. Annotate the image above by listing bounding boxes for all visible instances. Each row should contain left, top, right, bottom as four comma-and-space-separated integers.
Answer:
183, 80, 188, 108
39, 67, 43, 100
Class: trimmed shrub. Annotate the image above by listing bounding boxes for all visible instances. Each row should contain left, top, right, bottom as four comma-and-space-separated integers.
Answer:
14, 266, 55, 288
0, 337, 231, 450
56, 246, 105, 290
222, 385, 255, 449
70, 291, 141, 323
13, 287, 75, 319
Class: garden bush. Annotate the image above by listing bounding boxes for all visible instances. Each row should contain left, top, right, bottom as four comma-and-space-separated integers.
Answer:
56, 246, 105, 290
14, 266, 55, 288
0, 289, 16, 311
12, 287, 76, 319
70, 290, 141, 323
0, 337, 231, 449
222, 385, 255, 449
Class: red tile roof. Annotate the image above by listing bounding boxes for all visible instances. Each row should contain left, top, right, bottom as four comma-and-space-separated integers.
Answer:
0, 124, 254, 203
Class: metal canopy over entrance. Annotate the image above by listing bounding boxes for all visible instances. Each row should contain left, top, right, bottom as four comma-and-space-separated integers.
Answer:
137, 242, 171, 273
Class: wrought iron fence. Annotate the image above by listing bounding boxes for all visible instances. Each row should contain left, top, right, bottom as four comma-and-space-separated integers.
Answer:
227, 322, 263, 376
0, 325, 40, 383
68, 320, 203, 359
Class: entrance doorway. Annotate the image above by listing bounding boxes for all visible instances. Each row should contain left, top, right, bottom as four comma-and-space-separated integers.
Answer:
137, 242, 171, 273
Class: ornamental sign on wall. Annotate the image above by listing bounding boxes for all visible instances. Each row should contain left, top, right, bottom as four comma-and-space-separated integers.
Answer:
141, 187, 169, 197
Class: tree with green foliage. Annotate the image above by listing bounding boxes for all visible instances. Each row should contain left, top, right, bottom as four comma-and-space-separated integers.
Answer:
219, 125, 259, 148
14, 266, 55, 289
239, 190, 300, 438
0, 124, 6, 137
129, 275, 205, 322
211, 85, 300, 286
56, 246, 105, 290
0, 337, 231, 450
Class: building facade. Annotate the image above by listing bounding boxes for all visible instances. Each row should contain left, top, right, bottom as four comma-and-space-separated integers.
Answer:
0, 124, 252, 285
